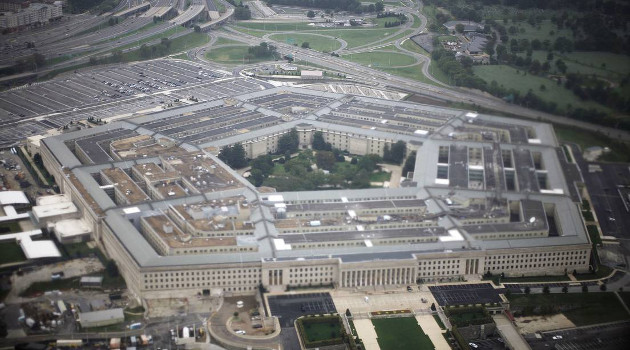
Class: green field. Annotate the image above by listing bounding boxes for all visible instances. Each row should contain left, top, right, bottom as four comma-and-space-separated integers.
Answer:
205, 46, 274, 64
515, 50, 630, 83
473, 64, 610, 113
0, 242, 26, 265
508, 292, 630, 326
369, 171, 392, 182
120, 32, 209, 62
345, 50, 417, 67
214, 37, 244, 46
507, 20, 573, 43
304, 321, 341, 342
372, 317, 434, 350
269, 33, 341, 52
554, 125, 630, 163
231, 22, 412, 49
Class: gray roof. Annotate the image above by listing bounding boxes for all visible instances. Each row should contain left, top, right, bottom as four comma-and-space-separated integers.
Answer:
41, 84, 590, 270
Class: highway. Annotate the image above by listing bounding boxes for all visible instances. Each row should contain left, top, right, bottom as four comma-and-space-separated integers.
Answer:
208, 0, 630, 141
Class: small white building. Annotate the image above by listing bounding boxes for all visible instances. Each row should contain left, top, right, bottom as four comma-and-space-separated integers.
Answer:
32, 197, 79, 227
300, 70, 323, 79
54, 218, 91, 244
78, 308, 124, 328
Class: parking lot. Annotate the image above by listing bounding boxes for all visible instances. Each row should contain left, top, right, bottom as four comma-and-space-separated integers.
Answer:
0, 59, 267, 148
429, 283, 504, 306
525, 321, 630, 350
267, 292, 337, 328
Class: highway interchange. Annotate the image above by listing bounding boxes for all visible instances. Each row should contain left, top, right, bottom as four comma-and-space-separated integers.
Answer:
1, 0, 628, 142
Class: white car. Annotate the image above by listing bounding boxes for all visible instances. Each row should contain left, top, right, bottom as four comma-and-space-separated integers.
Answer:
469, 343, 478, 348
552, 335, 563, 340
234, 329, 246, 335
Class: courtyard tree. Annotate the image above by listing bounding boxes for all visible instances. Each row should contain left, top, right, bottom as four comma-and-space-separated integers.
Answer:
312, 131, 332, 151
307, 10, 315, 18
277, 128, 300, 155
316, 151, 336, 171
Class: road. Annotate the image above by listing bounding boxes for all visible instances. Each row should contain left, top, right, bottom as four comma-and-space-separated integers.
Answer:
206, 0, 630, 141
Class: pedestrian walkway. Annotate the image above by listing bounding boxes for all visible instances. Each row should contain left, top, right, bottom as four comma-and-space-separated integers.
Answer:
493, 314, 531, 350
353, 319, 380, 350
416, 314, 450, 350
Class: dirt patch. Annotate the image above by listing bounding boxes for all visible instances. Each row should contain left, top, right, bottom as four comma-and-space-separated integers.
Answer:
514, 314, 575, 334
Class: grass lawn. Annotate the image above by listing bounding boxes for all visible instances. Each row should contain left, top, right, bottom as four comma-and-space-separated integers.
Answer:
231, 23, 411, 49
509, 20, 573, 43
516, 50, 629, 83
554, 125, 630, 163
508, 292, 630, 326
484, 274, 570, 285
473, 64, 611, 113
171, 53, 191, 60
0, 242, 26, 264
115, 26, 181, 51
205, 46, 274, 64
214, 37, 244, 46
269, 33, 341, 52
370, 171, 392, 182
561, 51, 630, 77
117, 32, 209, 62
372, 317, 433, 350
345, 50, 416, 67
304, 321, 341, 342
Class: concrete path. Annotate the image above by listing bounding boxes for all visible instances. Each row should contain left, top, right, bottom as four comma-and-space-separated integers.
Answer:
353, 319, 380, 350
416, 314, 450, 350
493, 314, 531, 350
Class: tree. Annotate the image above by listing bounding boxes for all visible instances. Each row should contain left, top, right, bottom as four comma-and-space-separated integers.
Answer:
542, 285, 550, 294
194, 25, 201, 32
388, 141, 406, 164
277, 128, 299, 155
301, 42, 310, 49
234, 5, 251, 20
402, 151, 416, 176
600, 284, 607, 291
430, 303, 436, 311
307, 10, 315, 18
316, 151, 336, 171
582, 284, 589, 293
250, 168, 264, 186
455, 23, 465, 33
251, 154, 274, 176
524, 286, 531, 294
357, 154, 381, 172
312, 131, 332, 151
562, 285, 568, 293
106, 260, 119, 277
219, 143, 248, 169
375, 1, 384, 12
555, 59, 567, 74
346, 308, 352, 317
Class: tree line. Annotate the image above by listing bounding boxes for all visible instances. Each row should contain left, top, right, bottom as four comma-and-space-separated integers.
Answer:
266, 0, 384, 14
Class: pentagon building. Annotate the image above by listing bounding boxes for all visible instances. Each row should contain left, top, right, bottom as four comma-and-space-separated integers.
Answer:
40, 86, 591, 298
